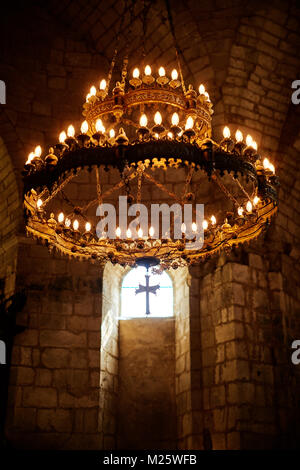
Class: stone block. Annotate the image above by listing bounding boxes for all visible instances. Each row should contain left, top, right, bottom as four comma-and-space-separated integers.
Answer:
84, 409, 98, 433
230, 263, 250, 283
41, 348, 70, 368
36, 368, 52, 386
13, 407, 37, 430
23, 387, 57, 408
40, 330, 87, 348
37, 409, 72, 432
213, 408, 226, 432
14, 330, 38, 346
215, 322, 244, 344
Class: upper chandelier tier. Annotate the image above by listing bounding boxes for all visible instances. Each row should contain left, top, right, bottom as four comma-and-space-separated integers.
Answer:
22, 59, 279, 269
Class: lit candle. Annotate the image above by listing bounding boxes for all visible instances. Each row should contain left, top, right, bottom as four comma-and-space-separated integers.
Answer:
235, 130, 243, 142
154, 111, 162, 125
140, 114, 148, 127
172, 113, 179, 126
246, 201, 252, 213
223, 126, 230, 139
59, 131, 67, 143
185, 116, 194, 130
67, 125, 75, 137
145, 65, 151, 76
99, 79, 106, 91
58, 212, 64, 224
171, 69, 178, 80
81, 121, 88, 134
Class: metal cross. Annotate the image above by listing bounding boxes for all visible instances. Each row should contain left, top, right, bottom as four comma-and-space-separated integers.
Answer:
135, 269, 160, 316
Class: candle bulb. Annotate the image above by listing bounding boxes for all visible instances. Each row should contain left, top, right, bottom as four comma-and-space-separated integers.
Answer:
34, 145, 42, 157
93, 119, 106, 145
143, 65, 154, 84
58, 212, 64, 224
243, 134, 257, 160
199, 84, 205, 95
154, 112, 162, 125
81, 121, 88, 134
59, 131, 67, 143
170, 68, 180, 88
234, 129, 245, 154
246, 201, 252, 213
211, 215, 216, 225
65, 124, 76, 148
36, 199, 43, 210
170, 112, 181, 137
183, 116, 195, 141
77, 121, 90, 147
99, 80, 106, 91
25, 151, 35, 166
67, 125, 75, 137
223, 126, 230, 139
221, 126, 234, 152
149, 226, 155, 237
126, 228, 132, 238
73, 219, 79, 231
56, 131, 68, 154
138, 227, 143, 238
140, 114, 148, 127
152, 111, 164, 136
130, 68, 142, 87
137, 113, 150, 141
157, 66, 169, 85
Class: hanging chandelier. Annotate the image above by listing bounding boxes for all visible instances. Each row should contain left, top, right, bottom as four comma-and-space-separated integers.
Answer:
22, 20, 279, 270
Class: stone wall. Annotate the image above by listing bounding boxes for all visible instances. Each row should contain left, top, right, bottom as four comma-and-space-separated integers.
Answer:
5, 242, 102, 449
118, 318, 176, 449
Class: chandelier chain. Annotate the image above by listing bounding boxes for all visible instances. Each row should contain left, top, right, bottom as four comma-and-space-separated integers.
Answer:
95, 167, 103, 207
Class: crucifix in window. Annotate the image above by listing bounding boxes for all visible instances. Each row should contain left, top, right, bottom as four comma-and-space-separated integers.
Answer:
135, 267, 160, 316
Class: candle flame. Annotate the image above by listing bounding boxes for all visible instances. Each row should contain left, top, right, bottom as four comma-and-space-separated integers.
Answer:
81, 121, 88, 134
171, 112, 179, 126
171, 69, 178, 80
67, 125, 75, 138
140, 114, 147, 127
133, 68, 140, 78
154, 111, 162, 125
223, 126, 230, 139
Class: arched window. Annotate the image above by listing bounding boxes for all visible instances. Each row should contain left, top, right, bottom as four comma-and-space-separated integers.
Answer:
121, 266, 173, 318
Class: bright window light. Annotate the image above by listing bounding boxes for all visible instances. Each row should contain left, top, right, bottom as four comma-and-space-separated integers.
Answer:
121, 266, 173, 318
